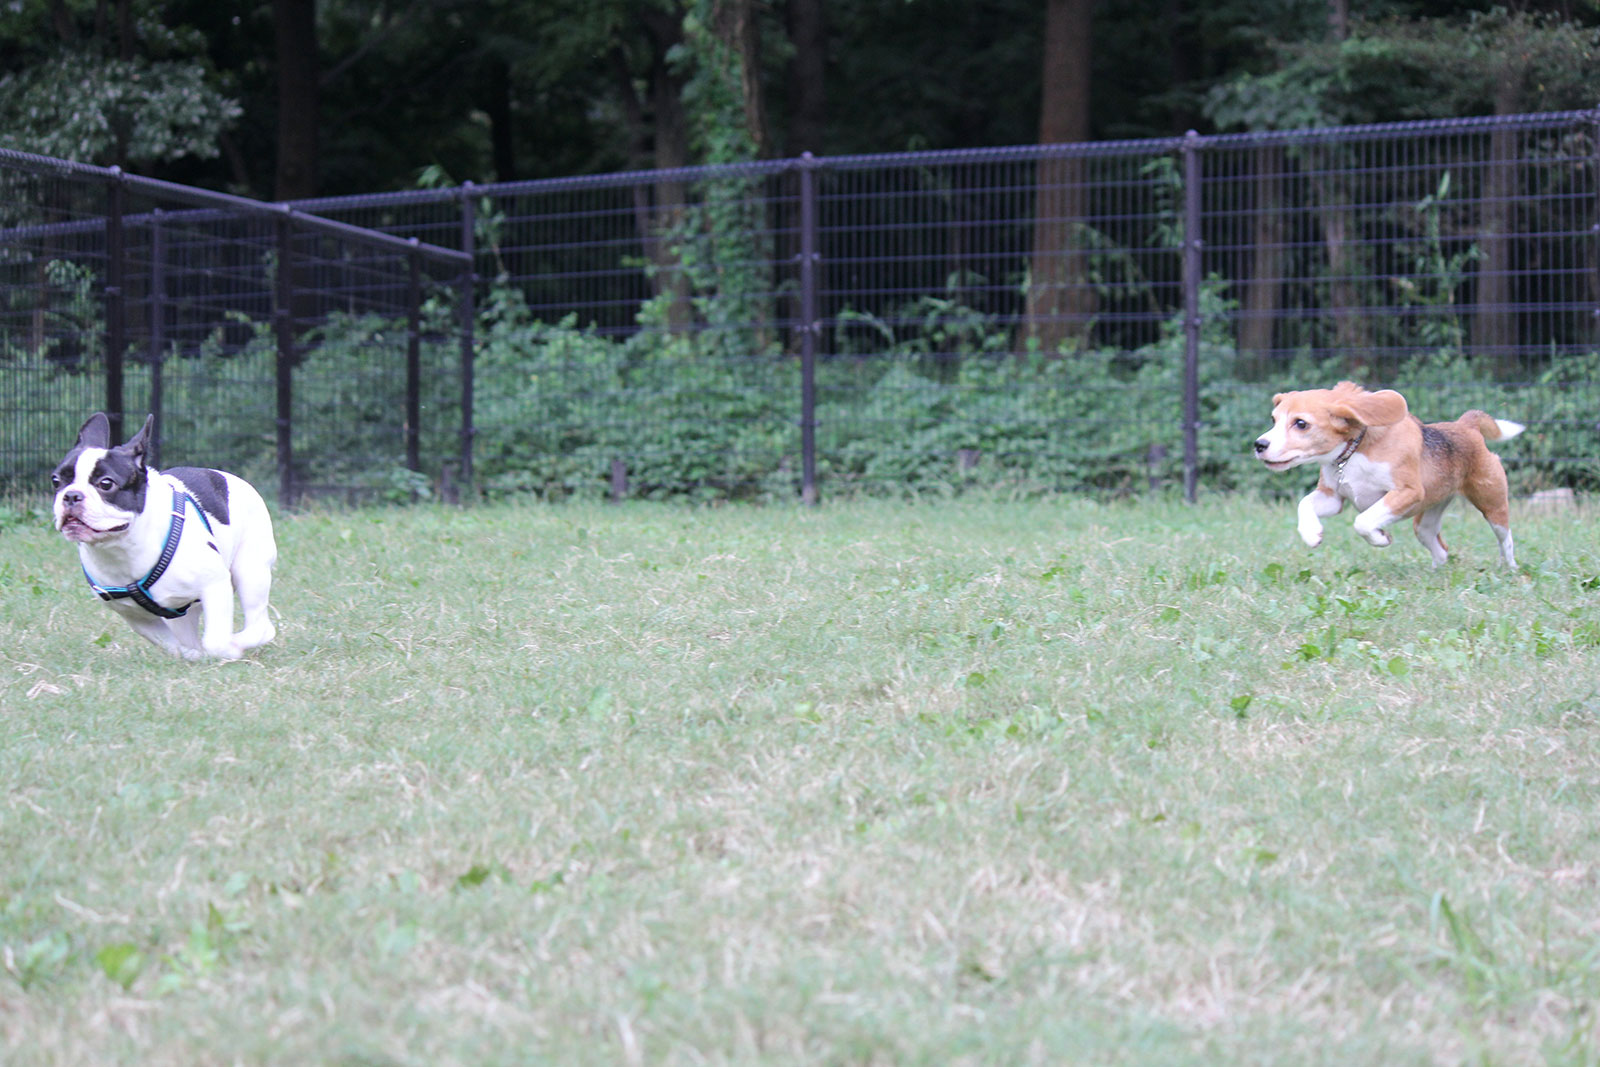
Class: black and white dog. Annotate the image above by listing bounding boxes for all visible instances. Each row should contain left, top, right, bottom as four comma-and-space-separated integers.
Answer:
52, 413, 278, 661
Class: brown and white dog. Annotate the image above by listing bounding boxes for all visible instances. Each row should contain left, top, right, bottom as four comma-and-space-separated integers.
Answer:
1254, 381, 1523, 567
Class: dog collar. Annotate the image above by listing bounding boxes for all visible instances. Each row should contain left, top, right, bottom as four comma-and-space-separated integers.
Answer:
82, 485, 215, 619
1333, 430, 1366, 483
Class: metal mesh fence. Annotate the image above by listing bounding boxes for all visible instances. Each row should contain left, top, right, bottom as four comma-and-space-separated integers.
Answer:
1197, 114, 1600, 492
5, 109, 1596, 505
0, 150, 472, 504
297, 109, 1600, 501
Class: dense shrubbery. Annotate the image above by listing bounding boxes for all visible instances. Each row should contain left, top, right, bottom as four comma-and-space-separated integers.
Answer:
7, 277, 1595, 504
467, 276, 1597, 501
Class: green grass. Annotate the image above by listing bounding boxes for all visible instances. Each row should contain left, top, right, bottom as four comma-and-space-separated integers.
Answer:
3, 494, 1600, 1065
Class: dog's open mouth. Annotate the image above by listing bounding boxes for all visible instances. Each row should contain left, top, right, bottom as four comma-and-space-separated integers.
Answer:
1260, 457, 1297, 472
59, 515, 128, 541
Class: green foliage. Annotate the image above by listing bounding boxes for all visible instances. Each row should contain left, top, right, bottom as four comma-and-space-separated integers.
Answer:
472, 285, 796, 501
92, 942, 145, 991
6, 253, 1594, 504
1389, 172, 1480, 350
1206, 7, 1600, 132
674, 0, 761, 165
0, 51, 239, 166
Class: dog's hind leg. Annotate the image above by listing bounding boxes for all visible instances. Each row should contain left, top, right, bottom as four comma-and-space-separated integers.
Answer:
230, 534, 277, 652
194, 580, 244, 660
1412, 503, 1452, 567
231, 569, 275, 651
1462, 458, 1517, 568
1490, 523, 1516, 568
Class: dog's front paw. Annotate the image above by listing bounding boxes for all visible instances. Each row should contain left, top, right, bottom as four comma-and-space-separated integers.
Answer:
201, 641, 245, 662
1298, 526, 1323, 548
1355, 525, 1393, 548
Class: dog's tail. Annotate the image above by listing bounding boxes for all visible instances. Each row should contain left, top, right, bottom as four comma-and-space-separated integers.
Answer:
1459, 409, 1525, 443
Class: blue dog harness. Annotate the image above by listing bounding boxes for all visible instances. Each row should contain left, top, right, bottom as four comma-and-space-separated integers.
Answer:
82, 487, 214, 619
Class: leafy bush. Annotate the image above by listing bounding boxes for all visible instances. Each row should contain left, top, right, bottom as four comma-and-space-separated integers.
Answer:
8, 270, 1593, 505
471, 286, 796, 501
389, 277, 1600, 501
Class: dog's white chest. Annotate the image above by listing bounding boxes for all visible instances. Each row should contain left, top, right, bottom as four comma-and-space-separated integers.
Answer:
1335, 454, 1393, 510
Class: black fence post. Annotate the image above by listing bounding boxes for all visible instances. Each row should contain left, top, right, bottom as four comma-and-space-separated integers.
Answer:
405, 242, 422, 474
798, 153, 820, 506
104, 167, 126, 441
148, 208, 165, 469
274, 211, 296, 508
1181, 131, 1203, 504
458, 182, 477, 498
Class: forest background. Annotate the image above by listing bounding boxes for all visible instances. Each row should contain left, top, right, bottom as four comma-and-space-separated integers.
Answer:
7, 1, 1600, 504
5, 0, 1600, 203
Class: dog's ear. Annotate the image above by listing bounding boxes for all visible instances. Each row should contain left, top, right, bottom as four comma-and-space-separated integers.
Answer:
120, 415, 154, 470
74, 412, 111, 450
1331, 388, 1408, 429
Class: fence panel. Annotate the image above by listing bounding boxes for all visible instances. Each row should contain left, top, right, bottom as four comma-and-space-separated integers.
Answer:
0, 162, 126, 480
308, 144, 1195, 498
0, 150, 472, 503
1200, 112, 1600, 494
5, 110, 1597, 504
306, 112, 1600, 502
306, 165, 807, 500
808, 143, 1185, 493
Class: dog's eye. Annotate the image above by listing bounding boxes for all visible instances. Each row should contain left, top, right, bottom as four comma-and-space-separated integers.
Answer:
50, 472, 60, 488
96, 477, 116, 492
1292, 418, 1309, 431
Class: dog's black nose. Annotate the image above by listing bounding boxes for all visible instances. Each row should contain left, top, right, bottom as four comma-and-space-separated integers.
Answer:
1253, 438, 1269, 454
61, 490, 84, 506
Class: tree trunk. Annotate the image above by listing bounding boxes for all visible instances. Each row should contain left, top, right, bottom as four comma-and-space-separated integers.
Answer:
49, 0, 75, 42
274, 0, 319, 202
1472, 83, 1519, 372
608, 19, 694, 335
786, 0, 825, 155
486, 55, 516, 183
1309, 2, 1360, 361
1164, 0, 1199, 133
1239, 142, 1283, 376
1026, 0, 1096, 354
715, 0, 768, 157
1326, 0, 1349, 41
782, 0, 826, 357
1314, 166, 1368, 357
648, 47, 693, 334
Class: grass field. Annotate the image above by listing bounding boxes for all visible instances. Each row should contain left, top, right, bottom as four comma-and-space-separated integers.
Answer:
2, 493, 1599, 1065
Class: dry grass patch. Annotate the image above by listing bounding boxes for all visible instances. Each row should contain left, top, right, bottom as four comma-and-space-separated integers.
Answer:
1, 495, 1598, 1064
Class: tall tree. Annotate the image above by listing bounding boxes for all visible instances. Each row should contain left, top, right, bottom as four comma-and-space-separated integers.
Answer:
1210, 5, 1600, 368
274, 0, 319, 200
1314, 0, 1365, 356
785, 0, 825, 155
712, 0, 769, 157
1407, 11, 1600, 362
485, 53, 517, 182
603, 3, 694, 329
1026, 0, 1096, 353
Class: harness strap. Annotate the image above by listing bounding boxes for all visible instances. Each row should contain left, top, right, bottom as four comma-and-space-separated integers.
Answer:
83, 488, 213, 619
